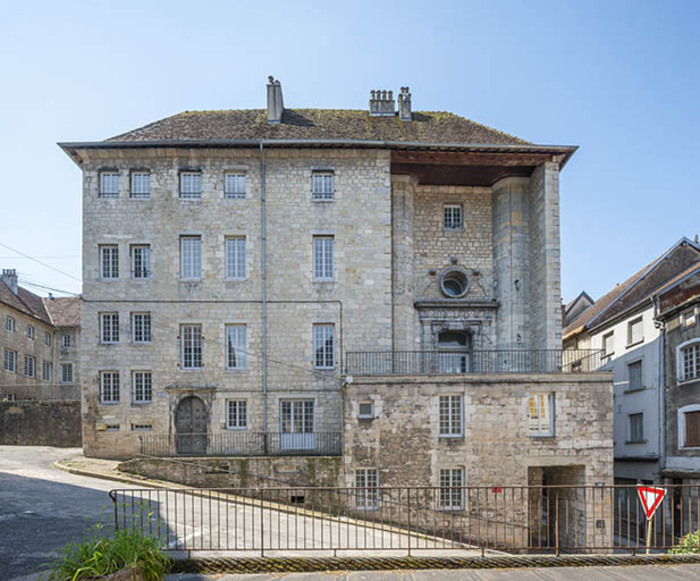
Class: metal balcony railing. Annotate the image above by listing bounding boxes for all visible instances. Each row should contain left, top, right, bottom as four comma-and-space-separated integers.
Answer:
139, 431, 342, 457
345, 349, 604, 376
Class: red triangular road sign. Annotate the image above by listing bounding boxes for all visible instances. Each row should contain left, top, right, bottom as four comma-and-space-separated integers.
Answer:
637, 485, 666, 519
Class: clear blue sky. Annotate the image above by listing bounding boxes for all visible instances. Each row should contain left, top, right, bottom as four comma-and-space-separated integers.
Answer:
1, 0, 698, 302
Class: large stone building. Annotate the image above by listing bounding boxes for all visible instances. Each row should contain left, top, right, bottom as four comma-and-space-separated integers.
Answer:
0, 269, 81, 401
61, 80, 613, 514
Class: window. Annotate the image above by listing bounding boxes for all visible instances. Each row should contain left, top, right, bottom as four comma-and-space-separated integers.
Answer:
313, 324, 335, 369
60, 363, 73, 383
130, 171, 150, 199
440, 269, 469, 299
44, 332, 51, 346
24, 355, 35, 378
226, 324, 247, 370
226, 400, 247, 430
439, 468, 464, 511
680, 341, 700, 382
225, 172, 246, 198
105, 424, 120, 432
100, 313, 120, 343
26, 325, 34, 340
358, 401, 375, 419
528, 393, 554, 437
6, 316, 16, 332
131, 423, 152, 431
439, 395, 464, 437
313, 235, 334, 280
62, 334, 71, 348
130, 245, 151, 279
3, 349, 16, 372
355, 468, 379, 510
132, 371, 152, 403
225, 237, 246, 279
100, 245, 119, 279
100, 371, 119, 403
42, 361, 52, 382
629, 413, 644, 443
602, 332, 614, 357
312, 171, 334, 201
180, 171, 202, 199
438, 331, 470, 373
99, 171, 119, 197
181, 324, 202, 370
131, 312, 152, 343
683, 309, 697, 327
444, 204, 463, 230
180, 236, 202, 279
627, 360, 643, 391
679, 405, 700, 448
628, 317, 643, 346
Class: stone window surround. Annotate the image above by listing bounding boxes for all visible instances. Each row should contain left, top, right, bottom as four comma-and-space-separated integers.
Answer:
528, 393, 555, 437
438, 467, 465, 511
224, 171, 247, 199
130, 169, 151, 199
444, 204, 463, 231
424, 320, 481, 352
179, 168, 203, 200
226, 399, 248, 430
438, 394, 464, 437
354, 468, 379, 511
678, 404, 700, 449
99, 169, 119, 198
132, 370, 152, 404
677, 339, 700, 384
311, 167, 335, 202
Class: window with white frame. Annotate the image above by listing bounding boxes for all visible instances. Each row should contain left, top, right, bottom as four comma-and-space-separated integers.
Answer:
62, 334, 71, 348
226, 324, 247, 370
439, 394, 463, 437
131, 312, 151, 343
130, 245, 151, 279
181, 324, 202, 370
100, 245, 119, 279
60, 363, 73, 383
42, 361, 52, 382
627, 360, 643, 391
602, 331, 614, 357
679, 405, 700, 448
130, 171, 151, 199
225, 237, 246, 279
6, 316, 15, 332
444, 204, 463, 230
313, 235, 334, 280
44, 332, 51, 346
99, 171, 119, 198
313, 324, 335, 369
24, 355, 35, 378
180, 236, 202, 279
528, 393, 555, 437
226, 400, 247, 430
312, 171, 334, 201
180, 171, 202, 199
27, 325, 34, 340
3, 349, 16, 372
100, 371, 120, 403
679, 341, 700, 383
439, 468, 465, 510
629, 412, 644, 443
224, 172, 246, 198
132, 371, 152, 403
628, 317, 643, 346
355, 468, 379, 510
358, 401, 375, 419
100, 313, 120, 343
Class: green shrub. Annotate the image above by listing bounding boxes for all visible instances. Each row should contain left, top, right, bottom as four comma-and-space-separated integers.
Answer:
670, 530, 700, 554
47, 523, 172, 580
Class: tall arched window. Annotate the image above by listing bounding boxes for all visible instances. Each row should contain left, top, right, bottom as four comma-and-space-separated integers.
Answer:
438, 331, 471, 373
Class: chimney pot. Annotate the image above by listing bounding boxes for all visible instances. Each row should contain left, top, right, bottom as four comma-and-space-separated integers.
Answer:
369, 88, 396, 117
266, 76, 284, 124
398, 86, 412, 122
1, 269, 18, 295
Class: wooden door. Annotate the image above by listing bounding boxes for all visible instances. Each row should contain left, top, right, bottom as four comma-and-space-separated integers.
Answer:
175, 396, 208, 455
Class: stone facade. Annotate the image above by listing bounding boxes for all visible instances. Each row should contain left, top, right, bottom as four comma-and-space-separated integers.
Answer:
0, 401, 81, 446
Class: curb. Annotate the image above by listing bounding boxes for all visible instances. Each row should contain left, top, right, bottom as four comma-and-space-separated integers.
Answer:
54, 459, 182, 489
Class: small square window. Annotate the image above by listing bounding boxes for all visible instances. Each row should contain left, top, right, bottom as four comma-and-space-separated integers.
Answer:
130, 171, 151, 199
105, 424, 120, 432
444, 204, 463, 230
683, 309, 697, 328
225, 173, 246, 198
99, 171, 119, 198
226, 400, 248, 430
358, 401, 375, 419
628, 317, 643, 346
131, 423, 153, 431
312, 171, 334, 201
180, 171, 202, 199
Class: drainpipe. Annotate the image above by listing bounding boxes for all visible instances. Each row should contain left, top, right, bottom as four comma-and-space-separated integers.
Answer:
653, 296, 666, 480
260, 141, 268, 435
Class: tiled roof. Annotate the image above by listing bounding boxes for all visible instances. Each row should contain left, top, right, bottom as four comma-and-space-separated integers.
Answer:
106, 109, 530, 145
43, 296, 81, 327
0, 281, 52, 325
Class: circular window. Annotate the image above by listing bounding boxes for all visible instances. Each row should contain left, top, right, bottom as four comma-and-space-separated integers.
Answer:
440, 269, 469, 298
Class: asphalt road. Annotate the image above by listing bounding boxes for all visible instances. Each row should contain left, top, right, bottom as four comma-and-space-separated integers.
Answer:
0, 445, 135, 581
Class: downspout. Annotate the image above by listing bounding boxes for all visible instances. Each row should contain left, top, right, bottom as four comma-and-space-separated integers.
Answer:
260, 141, 268, 434
653, 296, 666, 479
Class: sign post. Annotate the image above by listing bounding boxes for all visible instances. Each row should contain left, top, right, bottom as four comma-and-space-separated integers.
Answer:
637, 485, 666, 554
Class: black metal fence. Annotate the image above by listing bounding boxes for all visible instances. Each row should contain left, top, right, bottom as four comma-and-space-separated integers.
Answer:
111, 484, 700, 555
345, 349, 603, 376
139, 432, 342, 457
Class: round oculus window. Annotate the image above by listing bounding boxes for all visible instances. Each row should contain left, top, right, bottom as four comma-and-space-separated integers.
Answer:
440, 269, 469, 298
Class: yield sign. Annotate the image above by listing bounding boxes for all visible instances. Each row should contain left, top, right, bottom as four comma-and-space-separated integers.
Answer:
637, 485, 666, 520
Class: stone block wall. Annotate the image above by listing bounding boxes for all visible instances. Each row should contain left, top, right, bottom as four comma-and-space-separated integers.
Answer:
0, 400, 81, 446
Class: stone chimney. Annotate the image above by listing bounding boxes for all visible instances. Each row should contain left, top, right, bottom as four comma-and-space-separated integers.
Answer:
398, 86, 412, 122
369, 90, 395, 116
1, 269, 18, 295
266, 76, 284, 124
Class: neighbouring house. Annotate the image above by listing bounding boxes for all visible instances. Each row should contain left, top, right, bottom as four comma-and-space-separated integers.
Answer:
60, 78, 613, 516
0, 269, 81, 401
563, 238, 700, 485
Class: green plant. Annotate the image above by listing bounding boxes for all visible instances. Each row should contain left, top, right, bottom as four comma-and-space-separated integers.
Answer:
670, 530, 700, 554
47, 522, 172, 580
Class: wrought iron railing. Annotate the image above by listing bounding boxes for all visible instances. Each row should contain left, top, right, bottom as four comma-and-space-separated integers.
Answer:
111, 484, 700, 555
139, 431, 342, 457
345, 349, 603, 376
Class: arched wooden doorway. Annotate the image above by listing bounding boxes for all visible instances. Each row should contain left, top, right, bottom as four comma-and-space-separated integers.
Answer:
175, 396, 208, 455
